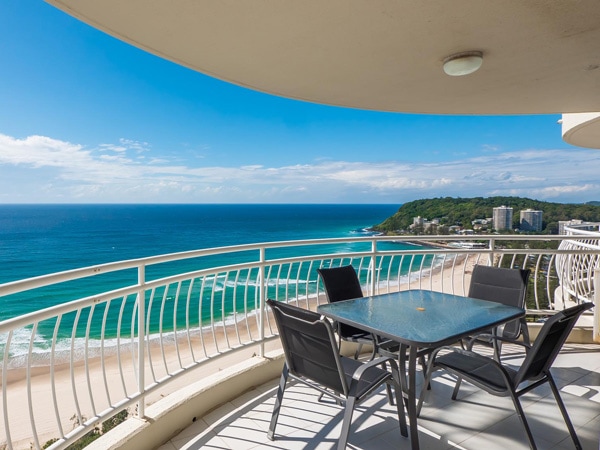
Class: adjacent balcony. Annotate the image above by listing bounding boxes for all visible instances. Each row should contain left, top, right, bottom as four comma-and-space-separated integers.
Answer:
1, 233, 599, 449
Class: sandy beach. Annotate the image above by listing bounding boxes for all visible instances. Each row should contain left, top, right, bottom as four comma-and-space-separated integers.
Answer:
1, 254, 479, 449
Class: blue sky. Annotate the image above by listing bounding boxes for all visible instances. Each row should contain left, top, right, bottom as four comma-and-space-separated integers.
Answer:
1, 2, 599, 204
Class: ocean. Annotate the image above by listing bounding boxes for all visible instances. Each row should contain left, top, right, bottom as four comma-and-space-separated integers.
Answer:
0, 204, 401, 322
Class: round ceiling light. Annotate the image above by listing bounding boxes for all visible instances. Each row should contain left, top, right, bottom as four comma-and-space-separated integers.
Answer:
443, 51, 483, 76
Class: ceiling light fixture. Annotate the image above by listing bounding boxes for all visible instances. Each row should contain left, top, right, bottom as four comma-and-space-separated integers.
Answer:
443, 51, 483, 76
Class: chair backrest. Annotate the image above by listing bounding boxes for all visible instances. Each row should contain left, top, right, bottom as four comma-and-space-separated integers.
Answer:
468, 265, 530, 339
318, 265, 364, 302
317, 265, 366, 339
267, 299, 348, 395
515, 302, 593, 386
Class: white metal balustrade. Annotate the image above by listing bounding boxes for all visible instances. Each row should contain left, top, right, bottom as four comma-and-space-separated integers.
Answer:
0, 234, 598, 450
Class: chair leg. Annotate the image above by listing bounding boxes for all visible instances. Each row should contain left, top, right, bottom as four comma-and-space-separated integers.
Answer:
451, 377, 462, 400
337, 396, 356, 450
391, 381, 408, 437
417, 360, 436, 417
267, 364, 289, 441
509, 391, 538, 450
354, 343, 363, 359
381, 360, 395, 406
368, 342, 377, 361
492, 339, 503, 363
547, 374, 583, 450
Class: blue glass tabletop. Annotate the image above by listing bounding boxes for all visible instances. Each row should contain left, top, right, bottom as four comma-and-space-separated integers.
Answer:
317, 290, 525, 347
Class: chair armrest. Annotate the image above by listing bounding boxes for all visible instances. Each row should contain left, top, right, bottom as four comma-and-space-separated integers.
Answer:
467, 333, 531, 351
351, 356, 396, 381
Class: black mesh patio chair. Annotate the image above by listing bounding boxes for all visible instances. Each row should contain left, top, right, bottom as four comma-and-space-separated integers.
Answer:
266, 299, 407, 450
465, 264, 531, 359
418, 302, 594, 450
318, 265, 379, 359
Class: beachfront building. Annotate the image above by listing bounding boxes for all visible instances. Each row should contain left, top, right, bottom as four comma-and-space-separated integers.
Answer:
492, 206, 513, 231
410, 216, 441, 233
471, 218, 490, 232
520, 208, 543, 232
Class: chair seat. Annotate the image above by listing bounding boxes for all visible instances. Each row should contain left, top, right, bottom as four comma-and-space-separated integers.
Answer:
420, 303, 593, 450
434, 350, 518, 394
340, 358, 390, 399
341, 329, 373, 342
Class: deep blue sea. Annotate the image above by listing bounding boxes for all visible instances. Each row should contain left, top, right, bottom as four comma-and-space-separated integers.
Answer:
0, 204, 400, 322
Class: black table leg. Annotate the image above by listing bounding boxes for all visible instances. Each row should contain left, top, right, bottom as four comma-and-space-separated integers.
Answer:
399, 343, 420, 450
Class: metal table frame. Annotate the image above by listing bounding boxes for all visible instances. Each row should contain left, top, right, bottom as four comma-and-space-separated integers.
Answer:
317, 290, 525, 450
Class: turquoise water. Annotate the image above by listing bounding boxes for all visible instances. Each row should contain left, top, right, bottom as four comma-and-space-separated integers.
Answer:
0, 204, 441, 358
0, 204, 403, 319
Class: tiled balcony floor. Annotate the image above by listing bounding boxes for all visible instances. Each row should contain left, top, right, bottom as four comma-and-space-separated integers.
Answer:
159, 343, 600, 450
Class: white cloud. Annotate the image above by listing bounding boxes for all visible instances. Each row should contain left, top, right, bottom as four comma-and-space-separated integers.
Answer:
1, 133, 599, 203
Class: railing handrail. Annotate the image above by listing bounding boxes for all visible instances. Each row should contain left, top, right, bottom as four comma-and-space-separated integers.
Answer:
2, 234, 599, 331
2, 233, 598, 295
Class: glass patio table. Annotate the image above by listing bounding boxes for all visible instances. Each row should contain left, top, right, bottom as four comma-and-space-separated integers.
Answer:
317, 289, 525, 450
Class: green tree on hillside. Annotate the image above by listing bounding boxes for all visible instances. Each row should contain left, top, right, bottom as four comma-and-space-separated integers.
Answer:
373, 196, 600, 235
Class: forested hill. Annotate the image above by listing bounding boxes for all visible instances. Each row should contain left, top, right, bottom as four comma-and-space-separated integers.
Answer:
373, 197, 600, 234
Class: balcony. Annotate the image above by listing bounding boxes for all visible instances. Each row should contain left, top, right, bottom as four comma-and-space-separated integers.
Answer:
1, 233, 599, 449
155, 342, 599, 450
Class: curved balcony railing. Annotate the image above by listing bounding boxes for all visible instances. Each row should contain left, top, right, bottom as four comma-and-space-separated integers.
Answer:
556, 224, 600, 305
1, 234, 598, 450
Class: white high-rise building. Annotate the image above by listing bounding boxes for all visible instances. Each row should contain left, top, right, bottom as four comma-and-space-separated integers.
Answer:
520, 209, 543, 232
493, 206, 513, 231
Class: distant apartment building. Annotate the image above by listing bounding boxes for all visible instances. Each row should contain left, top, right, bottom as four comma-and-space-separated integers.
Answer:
520, 209, 543, 232
411, 216, 440, 232
492, 206, 513, 231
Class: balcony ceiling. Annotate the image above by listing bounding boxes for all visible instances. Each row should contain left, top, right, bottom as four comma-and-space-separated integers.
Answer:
46, 0, 600, 115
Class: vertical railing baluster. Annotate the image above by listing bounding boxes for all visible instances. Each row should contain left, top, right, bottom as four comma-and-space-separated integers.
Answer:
145, 288, 157, 383
259, 247, 266, 357
209, 274, 219, 353
173, 281, 183, 369
158, 286, 169, 375
243, 269, 252, 340
185, 279, 195, 361
370, 239, 377, 295
137, 264, 146, 419
27, 323, 40, 450
232, 270, 242, 345
221, 272, 231, 350
198, 277, 208, 357
116, 295, 128, 398
70, 309, 83, 425
100, 299, 112, 406
307, 260, 316, 308
3, 331, 13, 450
84, 304, 97, 416
50, 316, 65, 439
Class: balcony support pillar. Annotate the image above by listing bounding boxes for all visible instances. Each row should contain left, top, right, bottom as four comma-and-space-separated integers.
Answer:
259, 247, 266, 357
137, 265, 146, 418
594, 268, 599, 343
